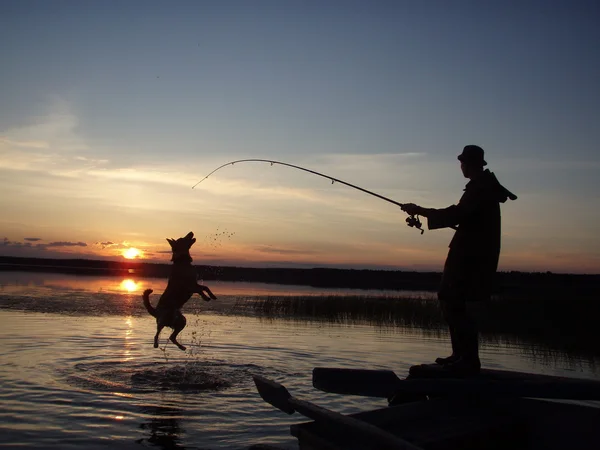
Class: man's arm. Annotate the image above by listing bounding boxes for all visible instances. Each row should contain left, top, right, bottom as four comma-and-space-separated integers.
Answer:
423, 205, 461, 230
402, 189, 484, 230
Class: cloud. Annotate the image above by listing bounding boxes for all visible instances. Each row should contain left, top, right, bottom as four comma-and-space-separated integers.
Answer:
308, 152, 426, 169
0, 98, 104, 177
2, 238, 87, 249
85, 166, 196, 187
253, 245, 322, 256
0, 237, 141, 260
46, 241, 87, 247
74, 155, 109, 164
24, 237, 42, 242
2, 238, 33, 248
0, 97, 88, 152
93, 241, 135, 250
0, 105, 431, 221
0, 138, 50, 150
95, 241, 116, 249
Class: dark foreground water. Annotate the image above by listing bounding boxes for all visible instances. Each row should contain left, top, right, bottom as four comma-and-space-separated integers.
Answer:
0, 271, 598, 449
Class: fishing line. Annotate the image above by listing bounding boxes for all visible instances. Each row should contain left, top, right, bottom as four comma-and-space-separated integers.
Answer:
192, 158, 424, 233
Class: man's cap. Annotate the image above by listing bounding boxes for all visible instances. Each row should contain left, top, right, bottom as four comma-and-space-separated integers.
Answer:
458, 145, 487, 166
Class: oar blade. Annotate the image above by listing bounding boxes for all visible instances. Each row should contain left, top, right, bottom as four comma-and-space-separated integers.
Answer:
312, 367, 402, 397
252, 374, 295, 414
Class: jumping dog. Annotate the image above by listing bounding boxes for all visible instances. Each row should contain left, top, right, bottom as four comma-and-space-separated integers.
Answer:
143, 232, 217, 350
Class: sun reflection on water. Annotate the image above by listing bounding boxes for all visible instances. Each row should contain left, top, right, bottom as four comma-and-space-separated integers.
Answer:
121, 316, 134, 362
112, 392, 134, 399
120, 279, 138, 293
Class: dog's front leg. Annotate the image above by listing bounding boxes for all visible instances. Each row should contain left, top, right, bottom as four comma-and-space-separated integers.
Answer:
195, 284, 217, 301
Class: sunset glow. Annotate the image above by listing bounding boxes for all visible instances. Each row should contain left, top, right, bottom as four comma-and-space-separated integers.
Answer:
122, 248, 142, 260
1, 3, 599, 274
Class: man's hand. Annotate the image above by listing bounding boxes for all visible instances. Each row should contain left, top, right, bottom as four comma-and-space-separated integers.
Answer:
401, 203, 422, 216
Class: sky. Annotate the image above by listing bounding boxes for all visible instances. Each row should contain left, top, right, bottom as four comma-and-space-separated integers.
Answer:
1, 0, 599, 274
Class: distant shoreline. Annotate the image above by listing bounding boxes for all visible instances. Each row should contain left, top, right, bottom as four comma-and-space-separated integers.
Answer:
1, 255, 599, 295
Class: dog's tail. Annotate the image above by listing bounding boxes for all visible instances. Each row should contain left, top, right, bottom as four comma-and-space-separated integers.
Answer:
143, 289, 158, 317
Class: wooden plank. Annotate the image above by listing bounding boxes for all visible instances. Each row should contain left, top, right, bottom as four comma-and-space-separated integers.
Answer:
312, 367, 600, 400
510, 398, 600, 450
253, 374, 295, 414
293, 397, 600, 450
292, 396, 524, 450
408, 364, 575, 381
291, 426, 355, 450
312, 368, 402, 397
394, 377, 600, 400
288, 398, 424, 450
252, 374, 423, 450
247, 445, 289, 450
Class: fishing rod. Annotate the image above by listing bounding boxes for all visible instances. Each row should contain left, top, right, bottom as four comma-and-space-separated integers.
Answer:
192, 159, 424, 234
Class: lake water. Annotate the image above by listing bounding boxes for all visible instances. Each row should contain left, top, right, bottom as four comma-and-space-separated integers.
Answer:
1, 271, 598, 449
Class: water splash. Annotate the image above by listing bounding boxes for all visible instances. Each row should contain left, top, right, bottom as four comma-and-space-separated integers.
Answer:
64, 358, 271, 394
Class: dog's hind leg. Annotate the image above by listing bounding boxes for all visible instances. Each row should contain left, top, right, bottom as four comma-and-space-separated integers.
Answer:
169, 313, 187, 351
154, 323, 164, 348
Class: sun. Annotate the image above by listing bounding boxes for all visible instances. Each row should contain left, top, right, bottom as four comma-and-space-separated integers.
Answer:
122, 247, 142, 259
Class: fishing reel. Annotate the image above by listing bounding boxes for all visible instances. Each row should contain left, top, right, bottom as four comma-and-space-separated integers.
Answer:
406, 215, 424, 234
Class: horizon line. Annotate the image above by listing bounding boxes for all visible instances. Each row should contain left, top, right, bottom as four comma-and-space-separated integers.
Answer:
1, 254, 598, 277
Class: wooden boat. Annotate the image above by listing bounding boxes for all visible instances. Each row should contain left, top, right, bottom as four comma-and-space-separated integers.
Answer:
250, 365, 600, 450
313, 365, 600, 403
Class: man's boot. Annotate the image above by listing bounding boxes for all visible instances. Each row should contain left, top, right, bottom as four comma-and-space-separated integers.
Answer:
443, 317, 480, 375
435, 326, 461, 365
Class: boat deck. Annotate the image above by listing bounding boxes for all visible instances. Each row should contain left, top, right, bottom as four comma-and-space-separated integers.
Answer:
251, 366, 600, 450
291, 396, 600, 450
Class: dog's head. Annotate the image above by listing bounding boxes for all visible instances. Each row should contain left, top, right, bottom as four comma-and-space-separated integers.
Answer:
167, 231, 196, 263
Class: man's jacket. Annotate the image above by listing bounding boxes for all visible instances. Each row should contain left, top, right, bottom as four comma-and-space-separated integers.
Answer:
426, 170, 516, 300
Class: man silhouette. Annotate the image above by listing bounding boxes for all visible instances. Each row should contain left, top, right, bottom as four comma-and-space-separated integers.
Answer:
401, 145, 516, 374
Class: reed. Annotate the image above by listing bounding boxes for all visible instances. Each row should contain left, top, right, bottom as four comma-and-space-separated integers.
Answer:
233, 293, 600, 359
233, 294, 443, 327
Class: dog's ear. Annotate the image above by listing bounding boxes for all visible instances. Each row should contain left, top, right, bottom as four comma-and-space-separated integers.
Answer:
166, 238, 175, 248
